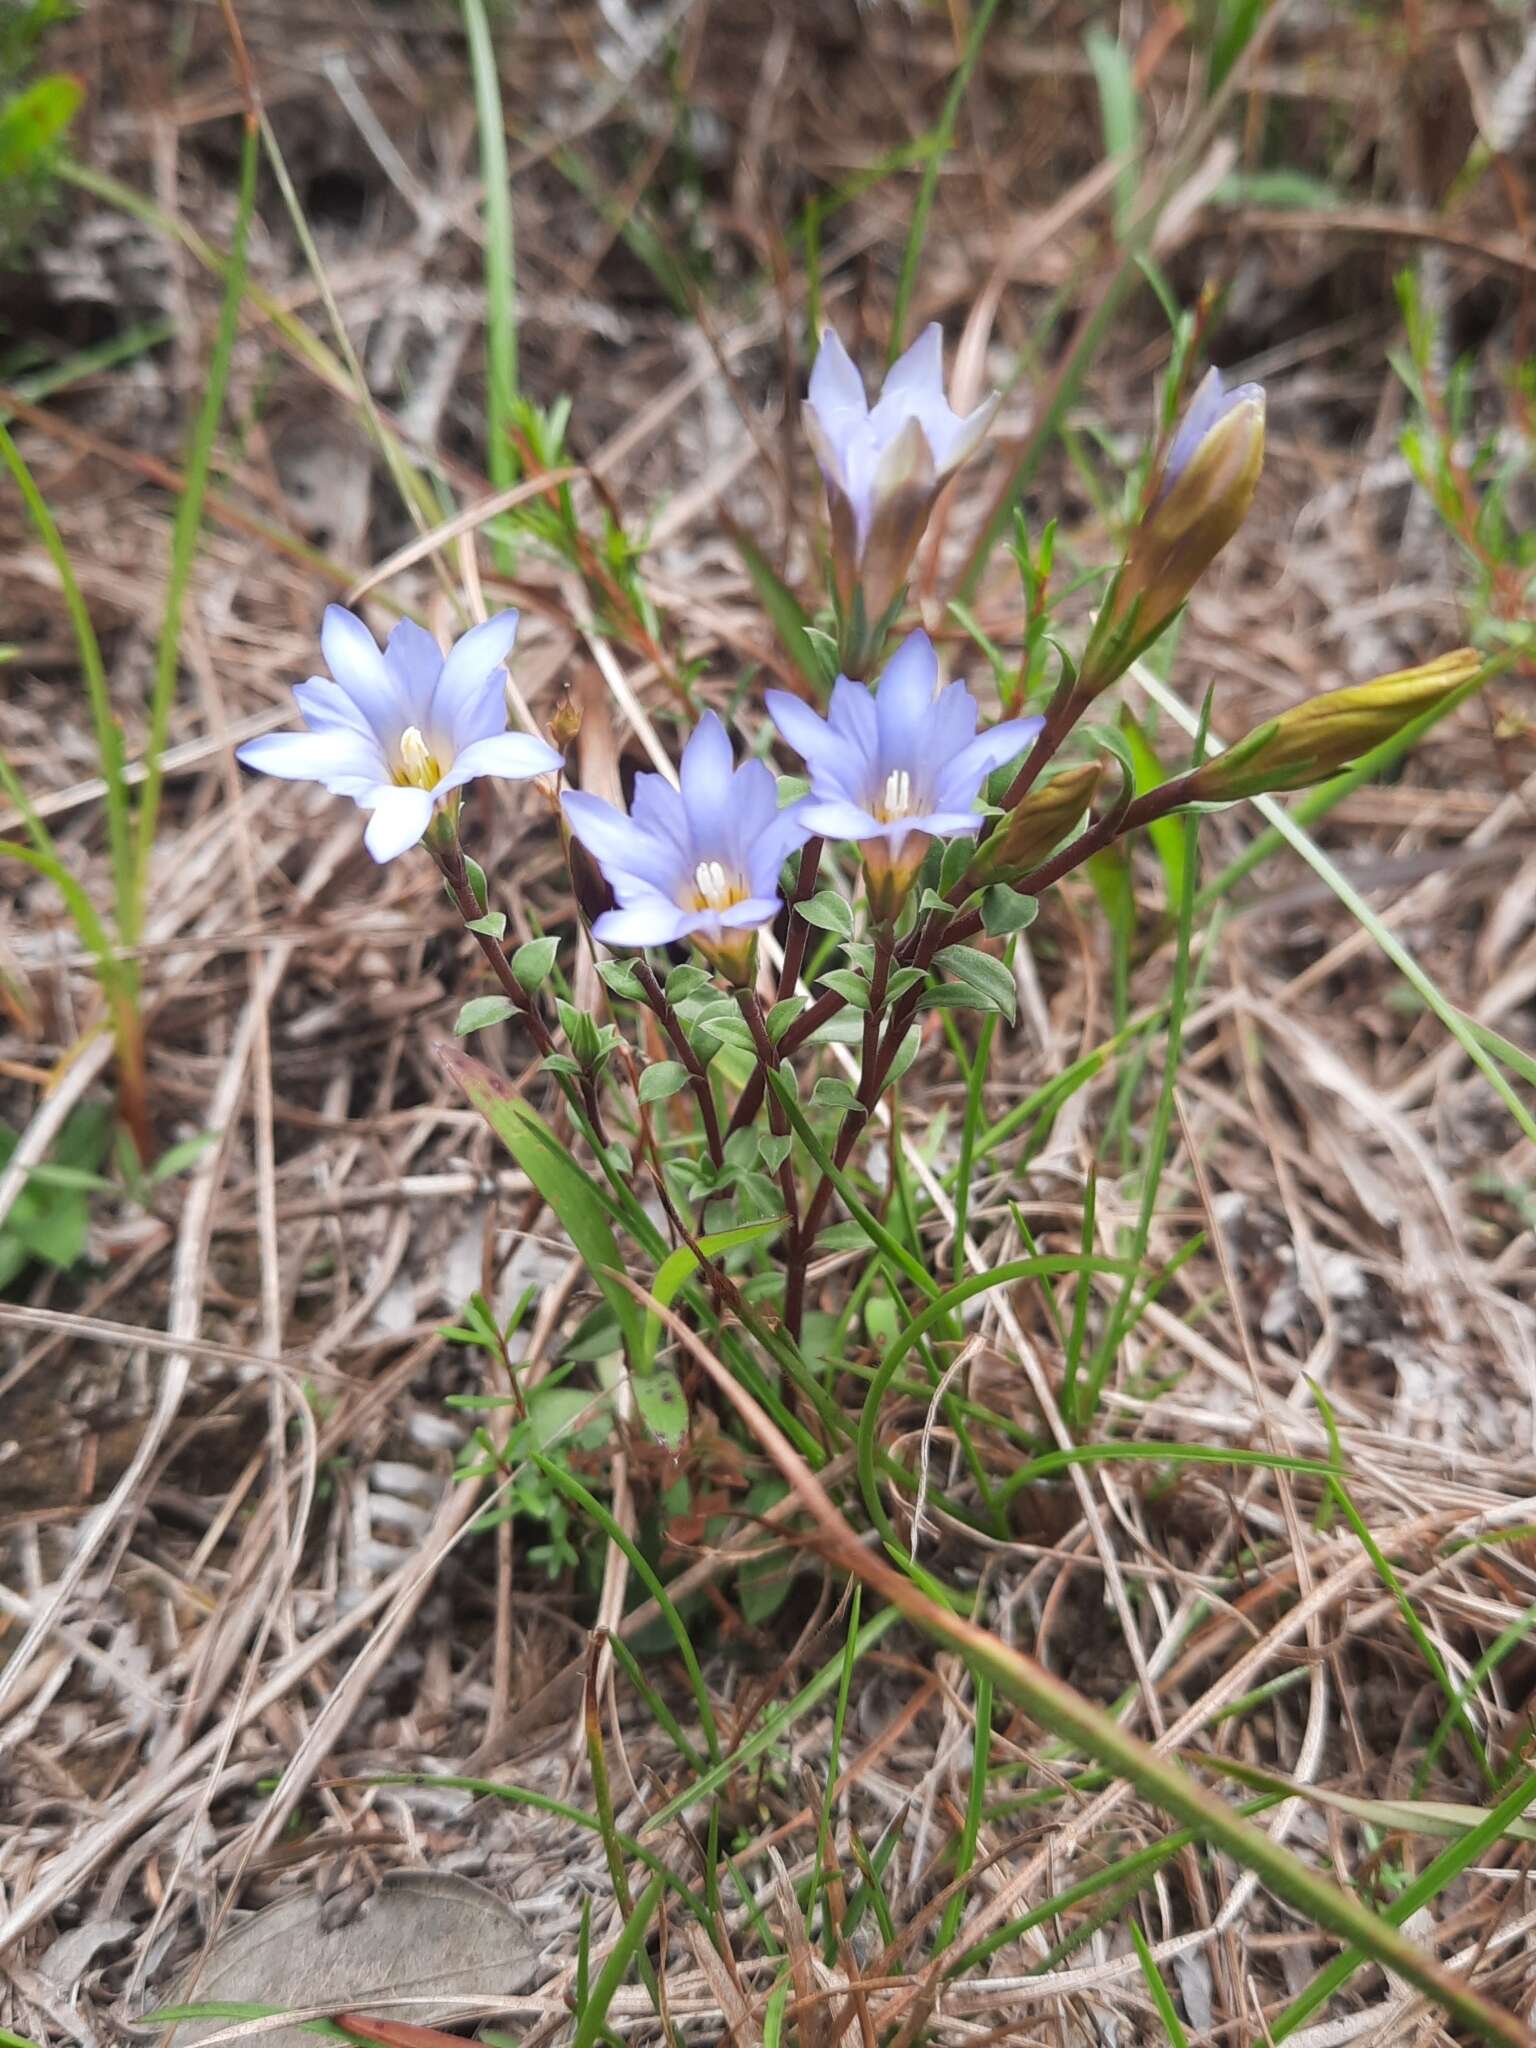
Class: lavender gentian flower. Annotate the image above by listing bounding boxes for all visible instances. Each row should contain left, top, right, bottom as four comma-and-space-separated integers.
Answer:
804, 324, 999, 652
561, 713, 811, 979
766, 630, 1041, 915
1080, 367, 1266, 697
236, 606, 562, 862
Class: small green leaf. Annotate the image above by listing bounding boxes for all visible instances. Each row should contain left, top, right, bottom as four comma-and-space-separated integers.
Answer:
463, 856, 489, 912
557, 998, 601, 1064
931, 944, 1017, 1022
146, 1130, 221, 1186
598, 958, 645, 1000
799, 889, 854, 937
631, 1366, 689, 1447
811, 1075, 858, 1112
465, 910, 507, 938
759, 1132, 792, 1172
638, 1060, 690, 1105
981, 885, 1040, 937
455, 994, 517, 1035
817, 969, 870, 1010
512, 935, 559, 990
665, 963, 711, 1002
766, 996, 806, 1040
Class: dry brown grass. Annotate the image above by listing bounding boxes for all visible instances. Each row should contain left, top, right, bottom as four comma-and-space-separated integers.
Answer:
2, 2, 1535, 2043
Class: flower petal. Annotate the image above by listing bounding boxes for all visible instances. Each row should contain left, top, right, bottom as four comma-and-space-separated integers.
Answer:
874, 630, 940, 766
362, 784, 434, 862
563, 789, 688, 897
826, 675, 879, 754
321, 606, 400, 738
798, 795, 881, 842
433, 610, 521, 749
594, 897, 696, 949
879, 321, 945, 405
293, 676, 378, 739
236, 729, 387, 787
807, 327, 868, 423
438, 730, 562, 793
910, 808, 986, 838
931, 715, 1043, 809
383, 618, 444, 728
717, 895, 783, 930
678, 711, 737, 855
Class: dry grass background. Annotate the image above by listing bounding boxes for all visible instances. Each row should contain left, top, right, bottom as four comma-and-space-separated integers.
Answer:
2, 0, 1535, 2043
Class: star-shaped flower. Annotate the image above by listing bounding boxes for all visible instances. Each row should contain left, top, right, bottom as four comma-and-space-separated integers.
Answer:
561, 712, 811, 976
236, 606, 562, 861
766, 630, 1041, 909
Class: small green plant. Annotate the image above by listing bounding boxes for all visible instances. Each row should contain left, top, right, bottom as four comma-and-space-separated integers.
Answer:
0, 0, 79, 265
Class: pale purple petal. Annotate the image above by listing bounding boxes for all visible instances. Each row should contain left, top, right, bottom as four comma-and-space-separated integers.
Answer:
931, 715, 1043, 810
807, 328, 868, 423
362, 785, 434, 862
321, 606, 400, 737
742, 796, 813, 898
293, 676, 377, 739
874, 629, 940, 765
799, 795, 881, 841
928, 677, 980, 762
766, 690, 863, 800
433, 611, 521, 748
237, 729, 387, 786
438, 730, 563, 793
678, 711, 736, 854
630, 772, 688, 847
909, 809, 986, 838
717, 895, 784, 931
826, 676, 879, 754
877, 323, 944, 406
383, 618, 444, 727
594, 898, 696, 948
1160, 369, 1264, 496
562, 789, 690, 897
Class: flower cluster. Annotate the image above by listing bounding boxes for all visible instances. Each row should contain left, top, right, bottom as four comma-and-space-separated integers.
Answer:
238, 606, 560, 862
234, 336, 1297, 988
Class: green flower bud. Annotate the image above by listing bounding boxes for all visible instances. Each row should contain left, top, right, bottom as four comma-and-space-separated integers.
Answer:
1081, 371, 1266, 696
966, 761, 1105, 886
1185, 650, 1481, 803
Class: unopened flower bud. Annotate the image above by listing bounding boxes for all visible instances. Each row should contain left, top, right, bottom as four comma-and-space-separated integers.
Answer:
1185, 650, 1480, 804
966, 761, 1105, 885
805, 325, 998, 674
1081, 369, 1265, 696
548, 689, 583, 750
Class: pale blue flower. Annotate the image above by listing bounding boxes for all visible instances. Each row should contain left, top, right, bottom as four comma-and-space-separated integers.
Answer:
236, 605, 561, 862
1159, 366, 1265, 499
765, 631, 1042, 867
562, 713, 811, 957
805, 324, 998, 553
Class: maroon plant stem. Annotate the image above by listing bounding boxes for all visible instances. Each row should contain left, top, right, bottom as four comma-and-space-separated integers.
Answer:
635, 959, 725, 1170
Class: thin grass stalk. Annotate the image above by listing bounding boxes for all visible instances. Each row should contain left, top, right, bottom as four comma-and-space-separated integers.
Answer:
134, 115, 259, 928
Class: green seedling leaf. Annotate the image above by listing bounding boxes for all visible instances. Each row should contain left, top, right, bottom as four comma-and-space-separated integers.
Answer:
147, 1129, 220, 1186
0, 74, 83, 182
641, 1214, 785, 1372
931, 944, 1017, 1022
981, 885, 1040, 937
598, 958, 645, 1000
799, 889, 854, 937
512, 935, 559, 990
454, 995, 517, 1036
528, 1382, 611, 1452
817, 968, 870, 1010
438, 1045, 645, 1362
637, 1060, 690, 1105
631, 1366, 688, 1447
465, 911, 507, 939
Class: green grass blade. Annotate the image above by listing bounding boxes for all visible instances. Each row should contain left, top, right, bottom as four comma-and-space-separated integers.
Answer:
0, 423, 133, 937
888, 0, 1004, 361
462, 0, 519, 561
570, 1869, 666, 2048
133, 115, 259, 934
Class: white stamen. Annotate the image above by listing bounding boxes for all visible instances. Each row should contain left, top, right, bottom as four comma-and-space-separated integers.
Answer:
880, 767, 912, 820
692, 859, 735, 910
398, 725, 438, 788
